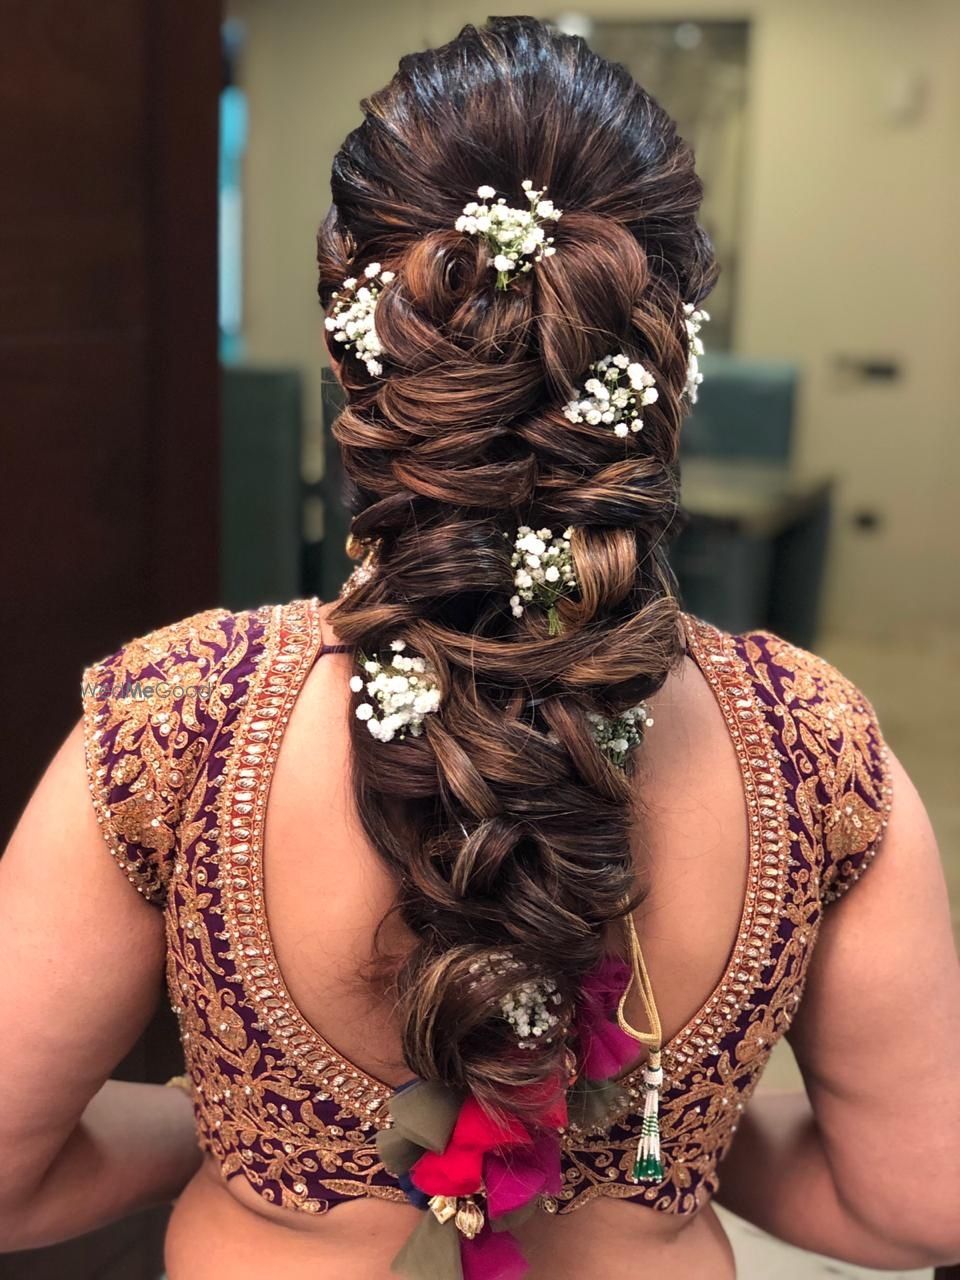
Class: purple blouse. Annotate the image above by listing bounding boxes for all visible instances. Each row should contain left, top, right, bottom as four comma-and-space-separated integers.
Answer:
80, 597, 892, 1218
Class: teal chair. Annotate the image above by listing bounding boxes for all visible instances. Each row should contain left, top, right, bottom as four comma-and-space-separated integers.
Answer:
221, 366, 303, 611
673, 354, 833, 648
682, 352, 797, 461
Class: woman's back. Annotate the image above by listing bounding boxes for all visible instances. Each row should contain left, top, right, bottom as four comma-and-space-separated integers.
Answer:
248, 601, 753, 1108
165, 598, 752, 1278
66, 595, 886, 1277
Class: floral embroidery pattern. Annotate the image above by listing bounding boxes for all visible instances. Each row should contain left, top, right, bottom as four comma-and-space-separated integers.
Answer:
80, 603, 891, 1219
81, 608, 248, 903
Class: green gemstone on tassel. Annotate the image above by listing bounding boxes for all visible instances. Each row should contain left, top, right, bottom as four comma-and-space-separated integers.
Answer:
632, 1153, 664, 1183
631, 1056, 664, 1185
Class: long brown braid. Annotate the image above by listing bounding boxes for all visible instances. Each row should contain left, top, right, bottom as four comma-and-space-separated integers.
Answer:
317, 16, 717, 1121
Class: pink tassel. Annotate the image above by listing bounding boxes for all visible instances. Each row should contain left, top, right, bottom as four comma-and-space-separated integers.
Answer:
577, 955, 642, 1079
461, 1225, 528, 1280
483, 1134, 561, 1218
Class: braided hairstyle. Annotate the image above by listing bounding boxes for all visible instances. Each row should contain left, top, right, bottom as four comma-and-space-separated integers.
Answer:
318, 17, 717, 1121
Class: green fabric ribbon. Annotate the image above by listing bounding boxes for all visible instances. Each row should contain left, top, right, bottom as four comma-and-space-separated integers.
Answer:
386, 1081, 466, 1154
489, 1199, 538, 1234
392, 1210, 464, 1280
375, 1081, 469, 1280
377, 1127, 426, 1177
567, 1077, 629, 1132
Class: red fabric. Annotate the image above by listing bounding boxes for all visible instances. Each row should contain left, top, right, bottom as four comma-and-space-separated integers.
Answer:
410, 1097, 530, 1196
509, 1077, 568, 1130
407, 961, 635, 1279
409, 1075, 569, 1202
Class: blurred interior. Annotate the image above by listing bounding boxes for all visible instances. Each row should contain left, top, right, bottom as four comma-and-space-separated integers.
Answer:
220, 0, 960, 941
1, 2, 957, 1277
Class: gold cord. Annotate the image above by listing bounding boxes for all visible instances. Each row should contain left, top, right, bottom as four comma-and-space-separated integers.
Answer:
616, 911, 662, 1062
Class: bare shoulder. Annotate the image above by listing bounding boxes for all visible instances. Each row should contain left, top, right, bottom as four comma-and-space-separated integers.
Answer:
689, 617, 960, 1222
786, 733, 960, 1221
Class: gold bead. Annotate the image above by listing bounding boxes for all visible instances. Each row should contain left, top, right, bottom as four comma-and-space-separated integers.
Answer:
428, 1194, 458, 1225
454, 1197, 484, 1239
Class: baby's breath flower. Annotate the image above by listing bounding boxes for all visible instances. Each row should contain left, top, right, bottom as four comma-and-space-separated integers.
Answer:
683, 303, 710, 403
455, 181, 562, 290
587, 703, 654, 768
468, 951, 563, 1048
324, 263, 396, 377
562, 351, 659, 439
509, 525, 577, 635
351, 644, 441, 742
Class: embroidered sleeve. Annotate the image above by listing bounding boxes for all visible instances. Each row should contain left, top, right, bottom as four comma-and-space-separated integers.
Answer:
80, 607, 239, 906
817, 667, 893, 905
743, 629, 894, 907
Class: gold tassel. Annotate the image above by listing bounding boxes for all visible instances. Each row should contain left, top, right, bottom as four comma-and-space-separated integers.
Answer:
616, 912, 665, 1185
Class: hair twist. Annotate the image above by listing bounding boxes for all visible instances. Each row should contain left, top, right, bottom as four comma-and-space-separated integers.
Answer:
318, 16, 717, 1120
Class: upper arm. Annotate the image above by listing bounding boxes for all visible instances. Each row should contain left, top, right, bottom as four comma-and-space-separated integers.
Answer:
0, 607, 234, 1201
788, 738, 960, 1229
0, 718, 166, 1201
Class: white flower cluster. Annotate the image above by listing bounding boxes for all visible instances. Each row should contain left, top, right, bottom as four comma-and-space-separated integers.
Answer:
324, 262, 396, 377
455, 180, 562, 290
683, 303, 710, 403
350, 641, 441, 742
509, 526, 576, 631
468, 951, 562, 1049
562, 352, 659, 438
587, 702, 654, 769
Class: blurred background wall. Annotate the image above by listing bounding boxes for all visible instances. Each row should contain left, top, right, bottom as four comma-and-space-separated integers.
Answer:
0, 2, 221, 1273
226, 0, 960, 640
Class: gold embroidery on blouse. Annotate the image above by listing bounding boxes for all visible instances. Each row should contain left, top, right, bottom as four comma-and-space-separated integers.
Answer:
825, 791, 882, 860
217, 598, 393, 1118
153, 605, 890, 1220
555, 614, 796, 1213
81, 608, 240, 904
752, 631, 892, 903
170, 599, 402, 1214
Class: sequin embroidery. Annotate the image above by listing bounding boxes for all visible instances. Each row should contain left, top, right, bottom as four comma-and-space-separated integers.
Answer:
80, 602, 892, 1217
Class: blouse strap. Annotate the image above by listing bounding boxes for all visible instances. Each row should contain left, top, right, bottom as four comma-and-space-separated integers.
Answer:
313, 597, 354, 658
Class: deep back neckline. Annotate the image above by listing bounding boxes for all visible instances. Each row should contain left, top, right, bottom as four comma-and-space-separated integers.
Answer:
214, 596, 786, 1126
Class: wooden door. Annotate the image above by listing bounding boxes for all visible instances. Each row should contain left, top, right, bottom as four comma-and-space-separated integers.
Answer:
0, 1, 221, 1274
